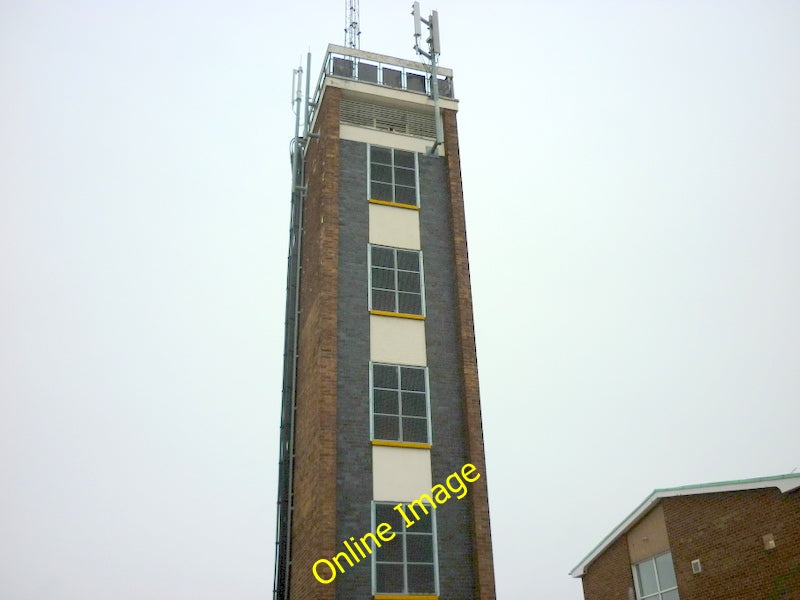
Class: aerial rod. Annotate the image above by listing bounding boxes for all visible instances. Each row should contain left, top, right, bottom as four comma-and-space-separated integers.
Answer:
291, 63, 302, 115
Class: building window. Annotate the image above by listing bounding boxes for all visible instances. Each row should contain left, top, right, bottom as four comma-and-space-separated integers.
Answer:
369, 145, 418, 206
371, 363, 430, 444
373, 502, 438, 595
369, 245, 425, 316
633, 552, 679, 600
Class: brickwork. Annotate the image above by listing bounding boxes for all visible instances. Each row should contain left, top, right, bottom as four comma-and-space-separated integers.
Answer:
284, 91, 498, 599
663, 489, 800, 599
335, 139, 373, 599
581, 534, 635, 600
578, 487, 800, 600
419, 152, 477, 598
442, 108, 497, 599
288, 86, 341, 600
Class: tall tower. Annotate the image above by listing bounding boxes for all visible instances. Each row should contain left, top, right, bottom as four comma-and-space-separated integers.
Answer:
274, 12, 495, 599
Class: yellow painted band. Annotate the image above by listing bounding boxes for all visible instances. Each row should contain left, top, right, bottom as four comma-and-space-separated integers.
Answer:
370, 310, 425, 320
372, 440, 432, 450
369, 199, 420, 210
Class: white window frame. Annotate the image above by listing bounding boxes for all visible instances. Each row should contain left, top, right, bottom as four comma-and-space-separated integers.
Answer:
371, 501, 440, 596
368, 144, 420, 207
632, 551, 680, 600
369, 362, 432, 444
367, 244, 426, 317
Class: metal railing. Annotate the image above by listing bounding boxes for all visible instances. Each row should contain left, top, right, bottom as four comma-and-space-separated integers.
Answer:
309, 44, 454, 132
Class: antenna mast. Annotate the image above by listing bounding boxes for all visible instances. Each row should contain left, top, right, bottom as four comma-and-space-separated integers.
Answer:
412, 2, 444, 155
345, 0, 361, 49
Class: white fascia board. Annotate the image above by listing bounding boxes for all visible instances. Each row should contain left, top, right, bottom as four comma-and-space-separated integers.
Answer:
325, 76, 459, 112
569, 473, 800, 578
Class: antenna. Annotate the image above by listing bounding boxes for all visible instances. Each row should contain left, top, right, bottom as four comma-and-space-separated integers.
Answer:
430, 10, 440, 54
412, 2, 422, 38
412, 3, 444, 155
345, 0, 361, 49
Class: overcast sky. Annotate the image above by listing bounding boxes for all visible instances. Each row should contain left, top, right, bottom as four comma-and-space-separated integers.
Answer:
1, 1, 798, 598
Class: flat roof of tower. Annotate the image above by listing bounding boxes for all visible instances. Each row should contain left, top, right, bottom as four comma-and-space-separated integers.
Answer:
308, 44, 456, 125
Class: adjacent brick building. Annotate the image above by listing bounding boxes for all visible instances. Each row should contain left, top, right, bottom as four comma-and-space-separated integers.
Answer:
570, 473, 800, 600
273, 40, 496, 600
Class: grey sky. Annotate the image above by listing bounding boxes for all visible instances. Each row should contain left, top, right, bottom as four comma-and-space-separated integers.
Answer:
1, 1, 798, 598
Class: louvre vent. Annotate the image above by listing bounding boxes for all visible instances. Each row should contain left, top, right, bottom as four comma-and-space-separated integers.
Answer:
340, 98, 436, 139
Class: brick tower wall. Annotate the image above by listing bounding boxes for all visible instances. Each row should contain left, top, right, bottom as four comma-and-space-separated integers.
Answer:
288, 86, 341, 600
442, 108, 497, 600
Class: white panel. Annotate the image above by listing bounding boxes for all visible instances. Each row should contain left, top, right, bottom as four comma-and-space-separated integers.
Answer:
370, 315, 427, 365
341, 99, 437, 139
326, 76, 459, 111
373, 446, 432, 501
340, 124, 438, 155
369, 203, 421, 250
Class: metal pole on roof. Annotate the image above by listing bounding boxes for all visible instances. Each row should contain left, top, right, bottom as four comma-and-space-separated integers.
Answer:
303, 52, 312, 141
412, 3, 444, 155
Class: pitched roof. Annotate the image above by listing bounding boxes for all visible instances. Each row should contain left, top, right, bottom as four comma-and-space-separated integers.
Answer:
569, 472, 800, 578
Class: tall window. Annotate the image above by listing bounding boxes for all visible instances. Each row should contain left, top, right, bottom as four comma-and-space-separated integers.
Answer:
373, 502, 438, 595
369, 245, 424, 316
369, 145, 418, 206
633, 552, 679, 600
371, 363, 430, 444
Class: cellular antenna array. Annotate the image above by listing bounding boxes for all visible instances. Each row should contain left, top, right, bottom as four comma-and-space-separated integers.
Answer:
345, 0, 361, 49
412, 2, 444, 154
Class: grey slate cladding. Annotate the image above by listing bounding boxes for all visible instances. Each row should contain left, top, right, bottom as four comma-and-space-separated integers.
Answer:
335, 140, 476, 599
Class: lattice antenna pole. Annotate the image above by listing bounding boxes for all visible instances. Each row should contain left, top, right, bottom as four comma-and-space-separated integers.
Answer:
345, 0, 361, 49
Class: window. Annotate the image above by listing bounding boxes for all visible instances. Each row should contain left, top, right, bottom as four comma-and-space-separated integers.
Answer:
373, 502, 438, 595
369, 145, 418, 206
369, 245, 425, 316
371, 363, 430, 444
633, 552, 679, 600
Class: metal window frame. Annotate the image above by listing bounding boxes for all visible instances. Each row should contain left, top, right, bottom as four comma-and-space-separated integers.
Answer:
367, 244, 426, 317
632, 552, 680, 600
371, 501, 440, 596
368, 144, 421, 208
369, 362, 432, 444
